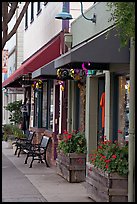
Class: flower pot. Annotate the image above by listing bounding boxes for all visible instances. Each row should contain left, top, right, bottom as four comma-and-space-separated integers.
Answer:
56, 152, 86, 183
86, 162, 128, 202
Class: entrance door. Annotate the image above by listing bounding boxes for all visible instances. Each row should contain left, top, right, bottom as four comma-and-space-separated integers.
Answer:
54, 84, 60, 159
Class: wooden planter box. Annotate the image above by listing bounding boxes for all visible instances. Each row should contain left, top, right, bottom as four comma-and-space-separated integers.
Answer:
56, 152, 86, 183
86, 163, 128, 202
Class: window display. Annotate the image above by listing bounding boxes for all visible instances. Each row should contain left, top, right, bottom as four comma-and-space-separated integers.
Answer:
118, 76, 129, 141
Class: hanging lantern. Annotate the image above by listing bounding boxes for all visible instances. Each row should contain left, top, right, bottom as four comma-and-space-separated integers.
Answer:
57, 68, 62, 78
70, 69, 75, 78
61, 69, 69, 79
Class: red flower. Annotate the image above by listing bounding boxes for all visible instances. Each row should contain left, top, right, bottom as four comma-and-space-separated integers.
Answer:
118, 130, 123, 134
112, 155, 117, 159
105, 164, 109, 169
98, 145, 102, 149
105, 159, 111, 163
102, 155, 106, 159
67, 134, 72, 139
63, 130, 68, 134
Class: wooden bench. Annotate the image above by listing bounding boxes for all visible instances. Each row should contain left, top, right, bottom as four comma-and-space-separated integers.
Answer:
24, 135, 51, 168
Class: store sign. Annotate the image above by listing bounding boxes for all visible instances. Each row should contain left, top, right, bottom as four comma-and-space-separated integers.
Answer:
2, 50, 8, 73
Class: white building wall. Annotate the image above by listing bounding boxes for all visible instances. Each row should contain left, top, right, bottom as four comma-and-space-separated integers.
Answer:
71, 2, 115, 47
16, 7, 24, 69
2, 3, 24, 125
23, 2, 93, 60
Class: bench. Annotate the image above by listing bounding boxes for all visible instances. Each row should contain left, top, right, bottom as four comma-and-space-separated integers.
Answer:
24, 135, 51, 168
13, 131, 36, 157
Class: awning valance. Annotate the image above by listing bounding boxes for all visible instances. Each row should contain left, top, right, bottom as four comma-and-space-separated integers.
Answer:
54, 28, 130, 70
32, 60, 57, 79
2, 34, 61, 88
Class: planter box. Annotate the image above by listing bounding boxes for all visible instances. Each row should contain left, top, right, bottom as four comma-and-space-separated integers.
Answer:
86, 163, 128, 202
56, 152, 86, 183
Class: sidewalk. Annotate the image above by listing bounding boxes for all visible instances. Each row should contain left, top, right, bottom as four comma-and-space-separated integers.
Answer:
2, 141, 93, 202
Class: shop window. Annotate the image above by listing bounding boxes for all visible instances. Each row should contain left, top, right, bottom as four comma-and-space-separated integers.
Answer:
74, 81, 86, 131
42, 82, 47, 128
48, 81, 53, 131
118, 75, 130, 141
42, 80, 53, 130
34, 91, 38, 127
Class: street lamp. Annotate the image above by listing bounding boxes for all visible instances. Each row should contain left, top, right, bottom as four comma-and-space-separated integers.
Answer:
55, 2, 96, 23
55, 2, 73, 20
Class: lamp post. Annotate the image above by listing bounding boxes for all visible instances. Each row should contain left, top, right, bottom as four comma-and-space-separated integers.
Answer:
55, 2, 96, 23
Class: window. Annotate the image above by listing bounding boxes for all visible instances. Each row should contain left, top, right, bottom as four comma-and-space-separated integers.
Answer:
25, 10, 28, 29
42, 80, 53, 130
34, 91, 38, 127
42, 82, 47, 127
117, 75, 130, 142
49, 84, 53, 130
30, 2, 34, 23
44, 2, 48, 6
47, 80, 53, 130
37, 2, 42, 15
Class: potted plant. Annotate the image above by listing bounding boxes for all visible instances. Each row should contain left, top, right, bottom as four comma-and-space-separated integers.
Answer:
86, 137, 128, 202
56, 130, 87, 183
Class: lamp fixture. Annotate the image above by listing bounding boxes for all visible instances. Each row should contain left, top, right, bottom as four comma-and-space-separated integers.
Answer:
55, 2, 96, 23
80, 2, 96, 23
55, 2, 73, 20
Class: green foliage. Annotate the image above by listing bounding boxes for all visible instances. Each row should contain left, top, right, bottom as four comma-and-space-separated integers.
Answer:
107, 2, 135, 47
2, 124, 25, 141
58, 130, 87, 154
89, 139, 128, 176
12, 125, 25, 138
3, 124, 14, 140
4, 100, 23, 124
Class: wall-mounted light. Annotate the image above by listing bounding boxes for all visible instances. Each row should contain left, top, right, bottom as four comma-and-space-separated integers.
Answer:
55, 2, 96, 23
55, 2, 73, 20
80, 2, 96, 23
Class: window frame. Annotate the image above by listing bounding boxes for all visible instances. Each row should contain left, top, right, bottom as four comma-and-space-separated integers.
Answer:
25, 9, 28, 30
37, 2, 42, 16
30, 2, 34, 24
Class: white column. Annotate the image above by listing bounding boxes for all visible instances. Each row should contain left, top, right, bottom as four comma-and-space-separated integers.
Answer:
53, 81, 55, 132
59, 86, 62, 134
85, 76, 98, 161
67, 80, 72, 132
104, 71, 110, 140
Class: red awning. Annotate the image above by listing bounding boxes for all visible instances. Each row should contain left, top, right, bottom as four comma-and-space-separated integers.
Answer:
2, 34, 61, 88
